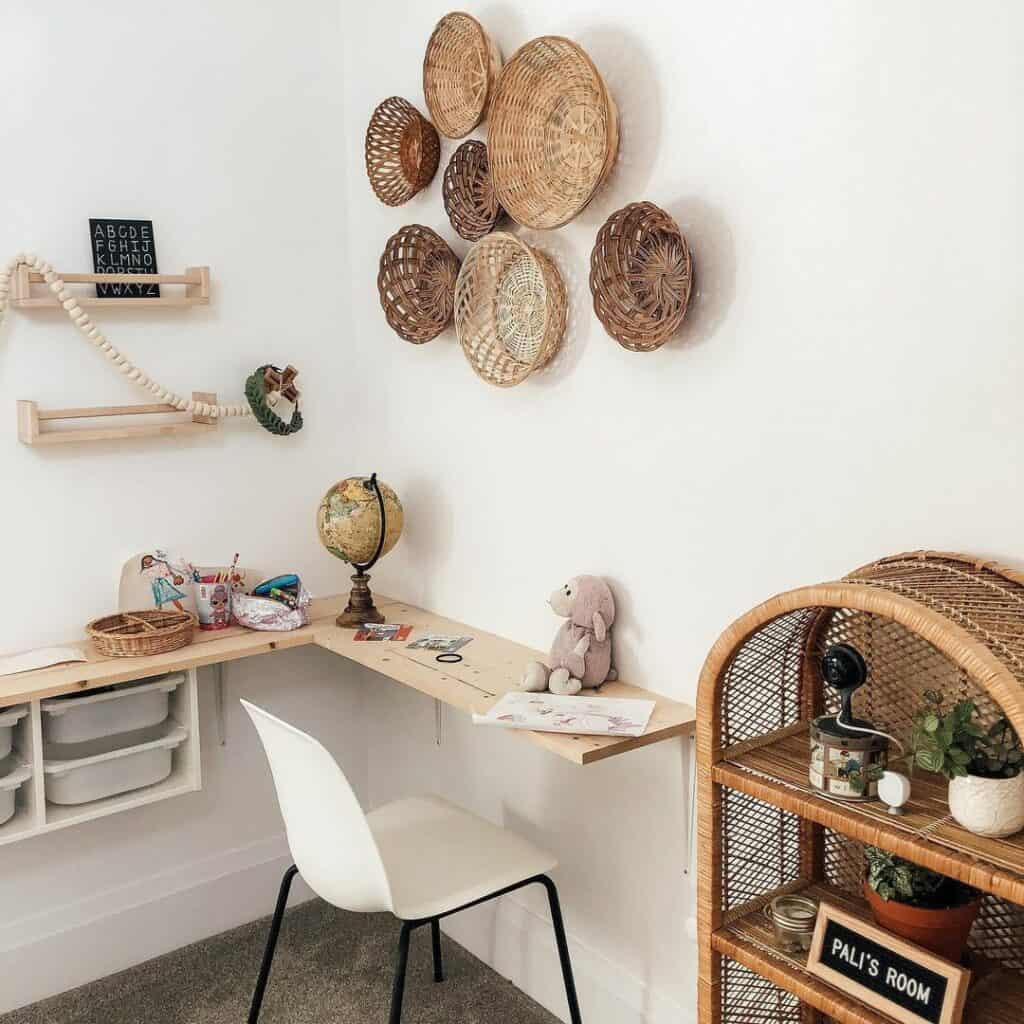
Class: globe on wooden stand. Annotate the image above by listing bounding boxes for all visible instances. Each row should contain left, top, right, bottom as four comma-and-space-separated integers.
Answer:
316, 473, 404, 628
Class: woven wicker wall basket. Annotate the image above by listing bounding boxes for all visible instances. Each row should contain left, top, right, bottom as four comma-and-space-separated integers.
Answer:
377, 224, 461, 344
364, 96, 440, 206
442, 140, 505, 242
454, 231, 567, 387
488, 36, 619, 230
590, 202, 693, 352
423, 12, 503, 139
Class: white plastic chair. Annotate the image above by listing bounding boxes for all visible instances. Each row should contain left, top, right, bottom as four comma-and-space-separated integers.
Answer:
241, 699, 582, 1024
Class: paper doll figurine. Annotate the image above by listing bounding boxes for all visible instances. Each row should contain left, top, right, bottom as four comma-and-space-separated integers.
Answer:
210, 584, 231, 627
139, 552, 190, 612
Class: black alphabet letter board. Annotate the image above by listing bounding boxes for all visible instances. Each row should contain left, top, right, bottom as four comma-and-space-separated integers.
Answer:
89, 219, 159, 298
807, 903, 970, 1024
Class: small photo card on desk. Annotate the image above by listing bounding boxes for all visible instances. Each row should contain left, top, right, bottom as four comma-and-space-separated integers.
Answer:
474, 692, 655, 738
354, 624, 412, 642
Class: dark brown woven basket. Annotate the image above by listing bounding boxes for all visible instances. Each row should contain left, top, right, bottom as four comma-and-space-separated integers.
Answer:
364, 97, 440, 206
423, 12, 502, 139
442, 140, 505, 242
590, 202, 693, 352
86, 610, 196, 658
378, 225, 461, 344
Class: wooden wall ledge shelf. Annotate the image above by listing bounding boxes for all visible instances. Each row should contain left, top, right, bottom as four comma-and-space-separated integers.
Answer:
0, 595, 695, 766
9, 266, 210, 308
17, 392, 219, 446
714, 882, 1020, 1024
714, 730, 1024, 905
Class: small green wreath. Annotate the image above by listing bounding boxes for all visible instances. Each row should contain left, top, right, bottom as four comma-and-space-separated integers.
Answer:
245, 364, 304, 436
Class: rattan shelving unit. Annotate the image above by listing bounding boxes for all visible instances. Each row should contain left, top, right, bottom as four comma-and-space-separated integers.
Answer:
697, 551, 1024, 1024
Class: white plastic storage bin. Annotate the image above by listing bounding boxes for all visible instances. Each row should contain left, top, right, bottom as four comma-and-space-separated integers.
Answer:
0, 762, 31, 826
0, 706, 28, 761
44, 724, 188, 806
40, 673, 184, 745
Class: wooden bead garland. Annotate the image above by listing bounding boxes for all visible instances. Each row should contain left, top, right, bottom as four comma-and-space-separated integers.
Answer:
377, 225, 461, 344
364, 97, 440, 206
442, 140, 505, 242
0, 254, 251, 418
589, 202, 693, 352
488, 36, 619, 230
454, 232, 566, 388
423, 12, 502, 139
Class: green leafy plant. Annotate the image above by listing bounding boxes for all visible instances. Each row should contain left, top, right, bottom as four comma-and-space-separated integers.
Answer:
864, 846, 978, 908
909, 690, 1022, 780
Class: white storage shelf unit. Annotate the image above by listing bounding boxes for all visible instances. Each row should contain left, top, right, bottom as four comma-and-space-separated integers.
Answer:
0, 669, 201, 846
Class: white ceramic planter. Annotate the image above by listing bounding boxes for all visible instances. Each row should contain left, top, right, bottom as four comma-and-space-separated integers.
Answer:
948, 772, 1024, 838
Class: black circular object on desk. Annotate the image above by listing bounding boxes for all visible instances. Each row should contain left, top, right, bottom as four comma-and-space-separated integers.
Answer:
436, 652, 463, 664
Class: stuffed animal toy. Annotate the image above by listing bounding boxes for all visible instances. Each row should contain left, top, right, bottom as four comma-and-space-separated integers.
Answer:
520, 575, 616, 696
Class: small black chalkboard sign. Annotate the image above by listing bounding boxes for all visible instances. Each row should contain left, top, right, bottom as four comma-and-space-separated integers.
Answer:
808, 903, 970, 1024
89, 218, 160, 298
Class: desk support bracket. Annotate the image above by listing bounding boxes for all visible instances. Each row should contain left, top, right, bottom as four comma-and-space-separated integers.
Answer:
214, 662, 227, 747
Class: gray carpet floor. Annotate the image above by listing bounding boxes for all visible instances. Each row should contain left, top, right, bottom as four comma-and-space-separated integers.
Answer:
1, 899, 561, 1024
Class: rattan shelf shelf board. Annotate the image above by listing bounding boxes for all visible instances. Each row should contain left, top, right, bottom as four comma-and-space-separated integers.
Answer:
442, 140, 505, 242
364, 96, 440, 206
377, 224, 461, 343
423, 12, 502, 139
715, 882, 1021, 1024
697, 551, 1024, 1024
590, 202, 693, 352
488, 36, 619, 230
454, 231, 566, 387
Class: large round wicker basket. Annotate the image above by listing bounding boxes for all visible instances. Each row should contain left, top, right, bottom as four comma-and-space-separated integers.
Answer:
377, 224, 461, 344
488, 36, 619, 230
442, 140, 505, 242
423, 12, 502, 139
590, 202, 693, 352
454, 231, 567, 387
364, 96, 440, 206
87, 610, 196, 658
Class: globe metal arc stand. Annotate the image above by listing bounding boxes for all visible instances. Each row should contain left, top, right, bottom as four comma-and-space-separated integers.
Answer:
336, 473, 389, 629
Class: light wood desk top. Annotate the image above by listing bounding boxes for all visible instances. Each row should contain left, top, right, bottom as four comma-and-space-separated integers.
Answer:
0, 596, 695, 765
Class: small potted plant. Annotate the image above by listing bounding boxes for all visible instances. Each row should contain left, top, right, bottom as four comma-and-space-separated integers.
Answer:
909, 690, 1024, 838
864, 846, 981, 961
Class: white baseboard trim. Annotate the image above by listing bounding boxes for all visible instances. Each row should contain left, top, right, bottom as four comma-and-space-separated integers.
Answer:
0, 834, 312, 1014
440, 889, 695, 1024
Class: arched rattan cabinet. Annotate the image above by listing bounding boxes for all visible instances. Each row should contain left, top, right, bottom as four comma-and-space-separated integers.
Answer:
696, 551, 1024, 1024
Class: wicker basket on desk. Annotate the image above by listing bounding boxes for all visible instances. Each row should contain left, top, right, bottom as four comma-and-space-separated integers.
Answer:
86, 610, 196, 658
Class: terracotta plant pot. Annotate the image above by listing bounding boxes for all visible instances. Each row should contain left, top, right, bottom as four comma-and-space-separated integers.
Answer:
864, 883, 981, 963
948, 772, 1024, 838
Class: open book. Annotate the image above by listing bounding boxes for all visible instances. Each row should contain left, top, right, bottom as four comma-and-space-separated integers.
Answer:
473, 691, 655, 738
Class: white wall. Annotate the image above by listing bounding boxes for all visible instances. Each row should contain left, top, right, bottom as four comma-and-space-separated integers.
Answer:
3, 0, 1023, 1020
0, 1, 368, 1012
341, 2, 1023, 1021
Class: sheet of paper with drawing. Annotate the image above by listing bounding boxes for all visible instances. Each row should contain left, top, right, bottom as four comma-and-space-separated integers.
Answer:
473, 692, 656, 738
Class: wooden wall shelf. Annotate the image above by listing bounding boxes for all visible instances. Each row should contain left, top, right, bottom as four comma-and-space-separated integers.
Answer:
10, 266, 210, 308
17, 392, 218, 446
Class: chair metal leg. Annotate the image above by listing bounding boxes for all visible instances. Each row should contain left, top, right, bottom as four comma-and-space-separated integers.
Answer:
539, 876, 583, 1024
389, 920, 414, 1024
248, 864, 299, 1024
431, 919, 444, 983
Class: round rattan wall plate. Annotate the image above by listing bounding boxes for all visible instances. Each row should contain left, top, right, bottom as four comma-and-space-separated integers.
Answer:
378, 225, 461, 344
454, 231, 567, 387
488, 36, 619, 230
442, 140, 505, 242
423, 12, 502, 139
364, 96, 440, 206
590, 201, 693, 352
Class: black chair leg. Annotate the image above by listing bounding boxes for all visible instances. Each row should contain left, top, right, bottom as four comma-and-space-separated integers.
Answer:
248, 864, 299, 1024
431, 919, 444, 983
389, 921, 414, 1024
539, 876, 583, 1024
